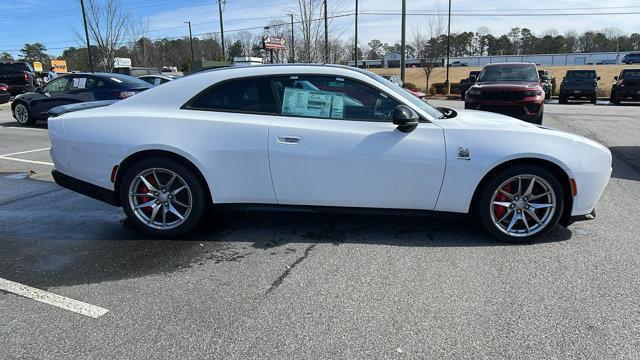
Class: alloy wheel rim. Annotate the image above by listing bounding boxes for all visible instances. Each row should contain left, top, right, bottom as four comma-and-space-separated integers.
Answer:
15, 104, 28, 124
128, 168, 192, 230
489, 174, 556, 237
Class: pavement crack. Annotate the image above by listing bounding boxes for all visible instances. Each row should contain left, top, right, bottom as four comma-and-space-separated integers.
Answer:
265, 243, 317, 295
0, 188, 65, 207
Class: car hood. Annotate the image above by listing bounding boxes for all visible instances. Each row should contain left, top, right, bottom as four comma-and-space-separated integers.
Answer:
452, 109, 587, 141
473, 81, 541, 90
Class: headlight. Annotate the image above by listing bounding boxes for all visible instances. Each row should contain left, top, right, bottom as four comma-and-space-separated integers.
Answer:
524, 90, 542, 97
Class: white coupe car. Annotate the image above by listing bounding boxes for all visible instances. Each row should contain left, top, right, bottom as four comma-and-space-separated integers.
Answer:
47, 65, 612, 242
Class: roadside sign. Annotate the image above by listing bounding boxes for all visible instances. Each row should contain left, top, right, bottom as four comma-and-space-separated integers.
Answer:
263, 35, 286, 50
51, 59, 68, 73
113, 57, 132, 68
33, 62, 43, 72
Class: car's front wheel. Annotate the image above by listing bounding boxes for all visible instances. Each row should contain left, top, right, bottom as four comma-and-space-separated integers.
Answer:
120, 157, 206, 237
13, 102, 35, 125
476, 165, 564, 243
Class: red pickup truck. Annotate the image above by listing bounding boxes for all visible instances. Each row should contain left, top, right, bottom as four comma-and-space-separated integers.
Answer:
464, 63, 545, 124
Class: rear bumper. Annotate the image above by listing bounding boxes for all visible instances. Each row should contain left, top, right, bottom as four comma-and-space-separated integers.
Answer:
51, 170, 119, 206
0, 92, 9, 104
7, 84, 32, 95
569, 209, 596, 222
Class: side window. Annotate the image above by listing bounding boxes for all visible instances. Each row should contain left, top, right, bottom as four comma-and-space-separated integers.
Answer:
185, 77, 276, 114
140, 77, 154, 85
273, 76, 400, 122
42, 77, 69, 93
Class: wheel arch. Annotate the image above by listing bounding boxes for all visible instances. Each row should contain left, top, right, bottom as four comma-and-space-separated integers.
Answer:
113, 149, 213, 207
470, 157, 574, 226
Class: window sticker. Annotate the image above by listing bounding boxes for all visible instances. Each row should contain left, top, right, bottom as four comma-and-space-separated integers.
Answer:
76, 77, 87, 89
154, 78, 161, 85
282, 87, 345, 119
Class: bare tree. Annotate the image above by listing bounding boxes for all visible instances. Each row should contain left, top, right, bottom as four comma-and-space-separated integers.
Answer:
413, 7, 446, 92
74, 0, 131, 71
235, 30, 259, 57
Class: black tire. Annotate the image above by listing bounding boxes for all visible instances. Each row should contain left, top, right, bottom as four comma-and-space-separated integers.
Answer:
533, 112, 543, 125
475, 165, 565, 243
120, 157, 206, 237
629, 60, 635, 65
13, 102, 36, 126
590, 95, 597, 105
464, 101, 472, 109
558, 95, 567, 104
610, 90, 621, 105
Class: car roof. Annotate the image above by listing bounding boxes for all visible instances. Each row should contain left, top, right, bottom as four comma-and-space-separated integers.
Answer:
483, 62, 536, 67
567, 69, 596, 73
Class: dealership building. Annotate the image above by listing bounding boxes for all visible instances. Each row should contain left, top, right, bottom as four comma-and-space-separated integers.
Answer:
348, 51, 629, 68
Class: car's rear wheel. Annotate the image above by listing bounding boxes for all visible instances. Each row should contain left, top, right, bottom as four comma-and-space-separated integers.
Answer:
120, 157, 206, 237
13, 103, 35, 125
476, 165, 564, 243
591, 95, 597, 104
559, 95, 567, 104
610, 91, 621, 105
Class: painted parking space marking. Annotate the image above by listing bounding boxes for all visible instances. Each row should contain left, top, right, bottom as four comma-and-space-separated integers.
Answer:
0, 147, 53, 166
0, 278, 109, 318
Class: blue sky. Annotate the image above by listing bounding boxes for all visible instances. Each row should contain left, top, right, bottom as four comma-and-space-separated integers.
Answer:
2, 0, 640, 58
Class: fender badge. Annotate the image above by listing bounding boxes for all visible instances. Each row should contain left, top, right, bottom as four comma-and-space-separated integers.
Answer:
457, 147, 471, 160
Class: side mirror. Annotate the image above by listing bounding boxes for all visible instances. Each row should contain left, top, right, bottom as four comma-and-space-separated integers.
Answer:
469, 75, 477, 83
596, 76, 601, 81
614, 76, 618, 81
393, 105, 419, 133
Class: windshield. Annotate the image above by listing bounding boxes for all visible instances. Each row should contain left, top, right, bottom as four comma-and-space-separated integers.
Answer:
622, 70, 640, 79
566, 71, 596, 79
367, 72, 444, 119
479, 65, 539, 82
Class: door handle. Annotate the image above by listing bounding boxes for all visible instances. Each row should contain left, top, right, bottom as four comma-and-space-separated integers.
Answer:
276, 135, 302, 145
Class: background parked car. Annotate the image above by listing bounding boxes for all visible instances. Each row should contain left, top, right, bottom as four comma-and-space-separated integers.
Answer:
559, 70, 600, 104
11, 73, 151, 125
0, 83, 10, 104
464, 63, 545, 124
610, 69, 640, 105
450, 61, 468, 67
0, 62, 37, 96
112, 66, 161, 77
538, 70, 552, 99
139, 74, 182, 86
622, 53, 640, 64
459, 70, 481, 99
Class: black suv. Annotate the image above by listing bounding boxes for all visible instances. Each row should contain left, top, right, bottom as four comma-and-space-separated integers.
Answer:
559, 70, 599, 104
610, 69, 640, 105
538, 70, 552, 99
622, 53, 640, 65
459, 70, 480, 99
0, 62, 37, 95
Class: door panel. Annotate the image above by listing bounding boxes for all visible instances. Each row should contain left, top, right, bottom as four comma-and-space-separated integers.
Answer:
268, 117, 446, 210
30, 76, 70, 118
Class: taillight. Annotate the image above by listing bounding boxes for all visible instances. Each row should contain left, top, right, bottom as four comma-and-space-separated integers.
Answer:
23, 72, 28, 81
115, 91, 135, 99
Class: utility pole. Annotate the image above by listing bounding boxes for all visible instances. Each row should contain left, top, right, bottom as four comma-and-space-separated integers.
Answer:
354, 0, 358, 67
324, 0, 329, 63
79, 0, 94, 72
288, 14, 295, 63
217, 0, 226, 61
445, 0, 452, 94
185, 21, 194, 63
400, 0, 406, 82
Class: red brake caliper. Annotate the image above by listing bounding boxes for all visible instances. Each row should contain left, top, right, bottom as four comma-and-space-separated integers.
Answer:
138, 175, 156, 216
494, 183, 512, 220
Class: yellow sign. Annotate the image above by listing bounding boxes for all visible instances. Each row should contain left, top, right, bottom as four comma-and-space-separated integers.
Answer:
33, 62, 43, 72
50, 59, 68, 73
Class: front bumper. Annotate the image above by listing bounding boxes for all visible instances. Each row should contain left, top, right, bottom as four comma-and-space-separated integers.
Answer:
560, 88, 596, 98
618, 88, 640, 100
465, 97, 543, 122
52, 170, 119, 206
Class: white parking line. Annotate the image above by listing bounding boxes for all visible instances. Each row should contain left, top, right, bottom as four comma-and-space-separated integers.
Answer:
0, 147, 50, 157
0, 278, 109, 318
0, 147, 54, 166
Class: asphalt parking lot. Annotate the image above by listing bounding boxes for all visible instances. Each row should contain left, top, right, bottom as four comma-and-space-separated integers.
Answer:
1, 99, 640, 359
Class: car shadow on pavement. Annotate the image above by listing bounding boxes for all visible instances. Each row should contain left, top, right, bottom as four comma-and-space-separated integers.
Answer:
609, 146, 640, 181
0, 120, 48, 129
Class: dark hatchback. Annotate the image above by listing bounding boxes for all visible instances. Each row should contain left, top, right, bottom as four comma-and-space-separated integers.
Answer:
11, 73, 151, 125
